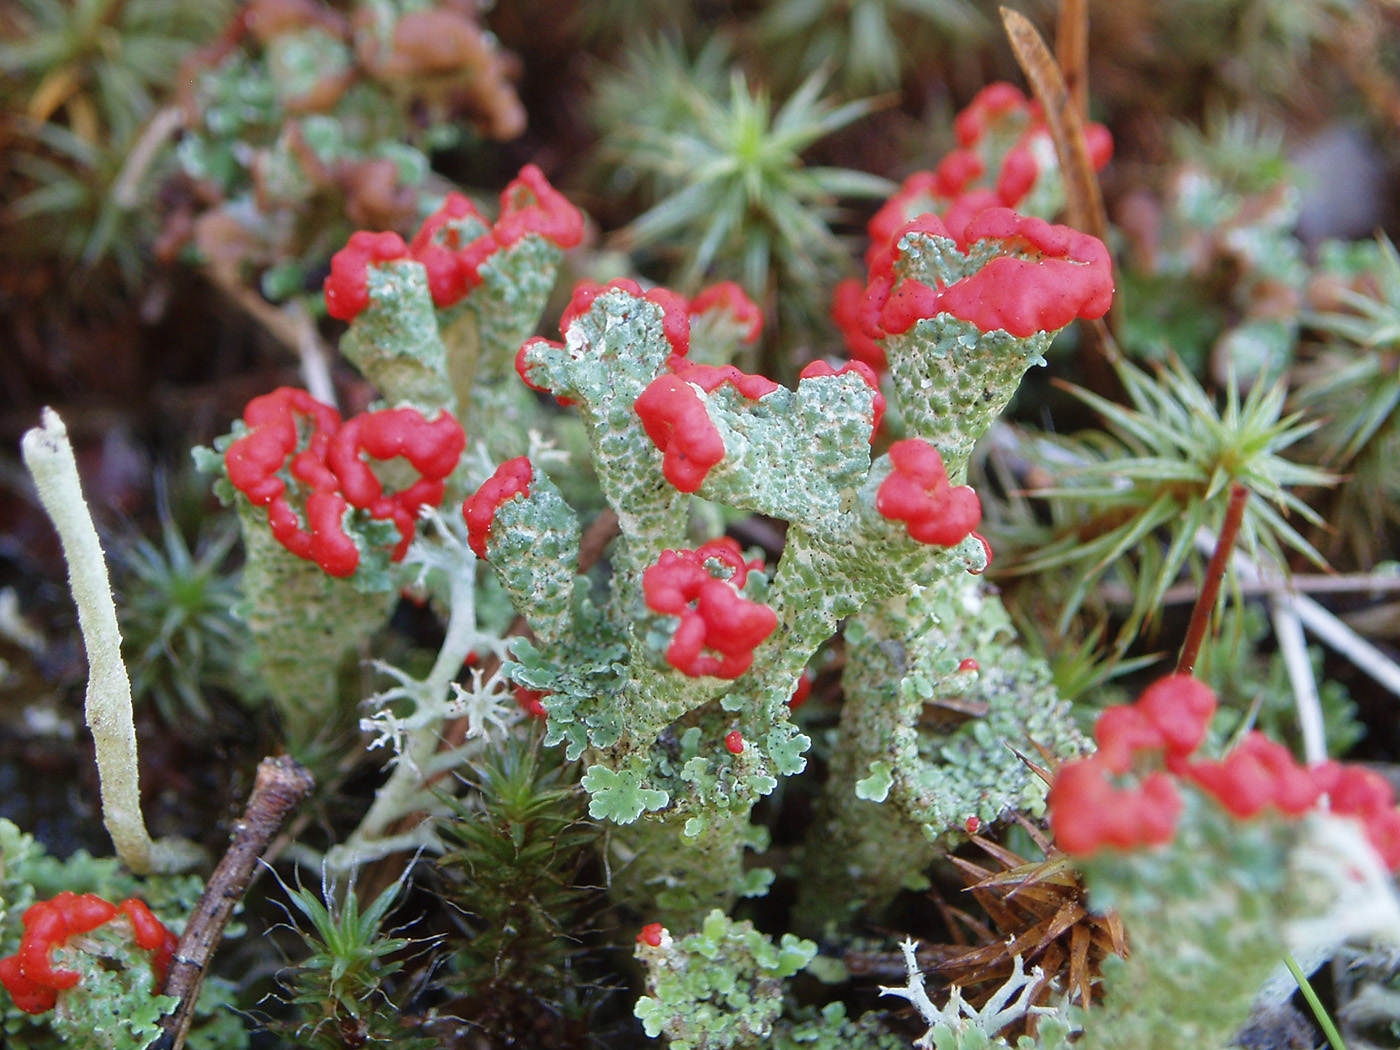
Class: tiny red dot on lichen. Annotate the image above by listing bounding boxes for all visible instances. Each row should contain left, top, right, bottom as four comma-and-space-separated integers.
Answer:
637, 923, 665, 947
958, 658, 979, 673
725, 730, 745, 754
514, 686, 548, 721
965, 816, 980, 835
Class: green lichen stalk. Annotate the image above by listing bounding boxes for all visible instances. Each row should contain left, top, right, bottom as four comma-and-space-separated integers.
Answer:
232, 498, 395, 757
798, 572, 1085, 927
797, 218, 1097, 928
339, 260, 457, 416
483, 279, 996, 926
1074, 792, 1390, 1050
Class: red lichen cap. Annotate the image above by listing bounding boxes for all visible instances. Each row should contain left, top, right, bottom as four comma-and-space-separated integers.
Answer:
635, 374, 726, 493
420, 166, 583, 310
637, 923, 666, 947
560, 278, 691, 358
1134, 674, 1217, 760
407, 191, 485, 306
227, 389, 463, 576
725, 730, 745, 754
1185, 732, 1322, 820
327, 407, 466, 560
494, 163, 585, 251
831, 277, 888, 371
787, 669, 814, 710
690, 281, 764, 343
1315, 763, 1400, 868
225, 387, 359, 576
330, 166, 581, 317
1051, 673, 1400, 870
463, 456, 533, 559
876, 439, 981, 547
954, 82, 1029, 146
514, 336, 573, 404
0, 893, 177, 1016
324, 230, 410, 322
642, 540, 777, 679
514, 685, 548, 721
880, 209, 1113, 339
1048, 759, 1182, 855
670, 360, 780, 400
1092, 704, 1166, 775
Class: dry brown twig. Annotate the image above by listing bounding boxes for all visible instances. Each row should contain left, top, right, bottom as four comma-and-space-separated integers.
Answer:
152, 756, 315, 1050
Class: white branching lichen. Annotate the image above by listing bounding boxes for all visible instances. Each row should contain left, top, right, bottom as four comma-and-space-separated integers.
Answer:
880, 938, 1057, 1049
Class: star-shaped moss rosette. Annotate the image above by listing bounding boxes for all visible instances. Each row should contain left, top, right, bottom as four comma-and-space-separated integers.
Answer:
323, 164, 583, 445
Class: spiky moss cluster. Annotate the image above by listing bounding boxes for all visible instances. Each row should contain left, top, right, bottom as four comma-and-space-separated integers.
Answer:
431, 738, 601, 1038
1071, 790, 1359, 1050
263, 876, 435, 1050
634, 910, 817, 1050
797, 573, 1087, 926
487, 284, 985, 924
114, 510, 254, 725
0, 820, 240, 1050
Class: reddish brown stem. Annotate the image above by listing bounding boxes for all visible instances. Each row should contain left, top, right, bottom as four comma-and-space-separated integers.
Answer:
1177, 484, 1250, 676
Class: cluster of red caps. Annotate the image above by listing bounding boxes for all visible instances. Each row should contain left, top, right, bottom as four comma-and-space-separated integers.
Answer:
1048, 674, 1400, 869
225, 387, 465, 577
875, 439, 982, 549
323, 164, 584, 322
515, 277, 789, 494
832, 82, 1115, 370
641, 538, 778, 680
0, 893, 177, 1015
